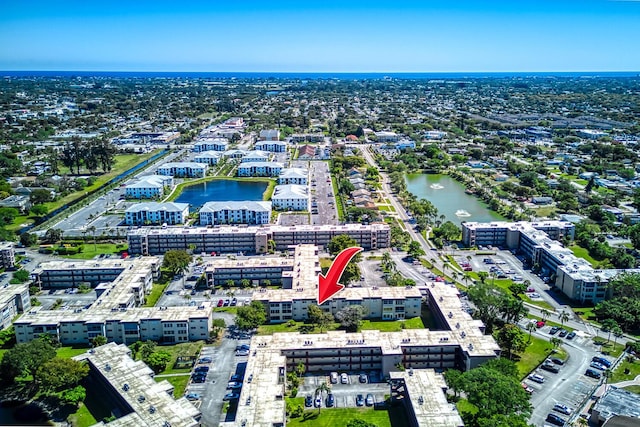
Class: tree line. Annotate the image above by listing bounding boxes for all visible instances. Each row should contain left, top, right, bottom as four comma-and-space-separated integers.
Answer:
60, 137, 116, 175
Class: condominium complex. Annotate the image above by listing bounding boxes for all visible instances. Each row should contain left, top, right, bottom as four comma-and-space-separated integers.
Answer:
237, 162, 283, 177
259, 129, 280, 141
127, 223, 391, 255
461, 221, 623, 303
16, 257, 213, 345
124, 175, 174, 199
0, 242, 15, 269
254, 140, 287, 152
199, 201, 272, 225
289, 133, 325, 143
278, 168, 309, 185
204, 255, 295, 286
192, 138, 229, 152
74, 343, 201, 427
0, 283, 30, 330
193, 150, 222, 165
240, 150, 271, 163
271, 184, 309, 211
156, 162, 207, 178
124, 202, 189, 226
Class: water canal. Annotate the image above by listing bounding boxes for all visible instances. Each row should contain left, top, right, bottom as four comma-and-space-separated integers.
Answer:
405, 174, 505, 224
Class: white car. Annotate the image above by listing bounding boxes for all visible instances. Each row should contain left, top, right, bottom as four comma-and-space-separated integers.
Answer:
340, 373, 349, 384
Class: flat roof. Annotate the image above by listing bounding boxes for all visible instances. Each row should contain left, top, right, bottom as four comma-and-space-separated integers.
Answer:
128, 223, 390, 237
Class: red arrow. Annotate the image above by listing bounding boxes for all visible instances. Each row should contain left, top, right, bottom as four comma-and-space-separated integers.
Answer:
318, 246, 363, 305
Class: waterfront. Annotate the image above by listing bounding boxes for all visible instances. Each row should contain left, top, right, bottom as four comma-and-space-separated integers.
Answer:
405, 174, 505, 224
174, 179, 269, 211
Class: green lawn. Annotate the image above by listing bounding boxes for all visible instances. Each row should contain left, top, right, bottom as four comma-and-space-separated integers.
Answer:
456, 398, 479, 415
57, 346, 91, 358
68, 402, 98, 427
144, 281, 169, 307
60, 243, 128, 260
611, 357, 640, 384
157, 375, 190, 398
592, 339, 626, 358
258, 317, 424, 335
569, 245, 598, 267
361, 317, 424, 332
330, 176, 345, 221
531, 206, 557, 218
288, 407, 392, 427
514, 335, 566, 379
154, 341, 204, 375
623, 385, 640, 394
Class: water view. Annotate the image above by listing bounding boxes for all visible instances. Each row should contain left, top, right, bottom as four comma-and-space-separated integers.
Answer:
405, 174, 505, 224
175, 179, 269, 211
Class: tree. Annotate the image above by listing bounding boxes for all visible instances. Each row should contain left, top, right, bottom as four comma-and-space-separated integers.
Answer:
407, 240, 424, 259
138, 340, 157, 361
61, 385, 86, 406
346, 419, 378, 427
308, 304, 335, 332
235, 301, 267, 330
558, 310, 571, 327
467, 282, 503, 333
0, 207, 19, 225
540, 309, 551, 322
477, 271, 489, 284
601, 318, 618, 343
87, 225, 97, 251
12, 269, 30, 283
499, 296, 528, 323
0, 338, 56, 384
145, 351, 171, 373
225, 279, 235, 287
526, 321, 537, 343
240, 278, 251, 288
495, 324, 528, 359
483, 358, 519, 379
162, 250, 192, 276
314, 381, 331, 414
29, 189, 53, 205
508, 281, 527, 297
20, 232, 38, 247
91, 335, 108, 347
328, 234, 359, 257
30, 204, 49, 217
444, 369, 464, 398
37, 358, 89, 391
44, 228, 63, 244
550, 337, 562, 350
335, 305, 366, 332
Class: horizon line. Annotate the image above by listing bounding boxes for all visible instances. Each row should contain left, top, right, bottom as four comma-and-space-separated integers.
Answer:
2, 69, 640, 74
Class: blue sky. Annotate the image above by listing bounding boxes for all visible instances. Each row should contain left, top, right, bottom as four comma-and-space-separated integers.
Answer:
1, 0, 639, 72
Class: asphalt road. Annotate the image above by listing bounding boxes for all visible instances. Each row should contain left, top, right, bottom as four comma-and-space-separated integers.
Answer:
293, 160, 338, 226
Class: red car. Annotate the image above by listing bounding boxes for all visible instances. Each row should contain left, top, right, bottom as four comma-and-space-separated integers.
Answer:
217, 299, 224, 307
536, 320, 545, 328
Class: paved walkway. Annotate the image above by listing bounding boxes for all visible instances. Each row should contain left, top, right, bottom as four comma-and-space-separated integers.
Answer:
611, 374, 640, 388
155, 372, 191, 378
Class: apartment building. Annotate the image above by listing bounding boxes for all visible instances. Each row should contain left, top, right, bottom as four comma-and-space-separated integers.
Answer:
192, 138, 229, 152
375, 131, 400, 143
0, 283, 30, 330
278, 168, 309, 185
271, 184, 309, 211
289, 133, 324, 143
124, 175, 174, 199
204, 256, 294, 286
127, 223, 391, 256
0, 242, 15, 269
254, 140, 287, 152
193, 151, 222, 166
124, 202, 189, 226
199, 201, 272, 225
240, 150, 271, 163
16, 257, 213, 345
259, 129, 280, 141
156, 162, 207, 178
74, 343, 201, 427
237, 162, 283, 177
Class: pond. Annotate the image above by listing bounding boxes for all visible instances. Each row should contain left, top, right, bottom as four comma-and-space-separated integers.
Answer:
405, 174, 505, 225
174, 179, 269, 211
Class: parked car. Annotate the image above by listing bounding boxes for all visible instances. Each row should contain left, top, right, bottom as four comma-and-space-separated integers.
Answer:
192, 375, 206, 383
365, 394, 374, 406
567, 331, 576, 340
314, 395, 322, 408
359, 373, 368, 383
558, 329, 568, 337
340, 373, 349, 384
356, 394, 365, 406
546, 413, 566, 426
528, 374, 545, 384
305, 395, 313, 407
592, 356, 612, 368
553, 403, 572, 415
541, 364, 560, 373
194, 366, 209, 373
521, 383, 534, 394
223, 393, 240, 401
550, 357, 565, 365
235, 349, 250, 357
585, 369, 602, 379
231, 297, 238, 306
536, 320, 545, 328
326, 394, 335, 407
549, 326, 560, 335
330, 372, 338, 384
590, 361, 606, 371
185, 393, 200, 401
217, 299, 224, 307
198, 357, 212, 364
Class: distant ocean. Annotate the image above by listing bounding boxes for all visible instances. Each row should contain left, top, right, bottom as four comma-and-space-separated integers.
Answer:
2, 71, 639, 79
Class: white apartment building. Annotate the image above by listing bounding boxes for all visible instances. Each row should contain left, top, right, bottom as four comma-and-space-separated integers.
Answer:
199, 201, 272, 225
74, 343, 201, 427
125, 202, 190, 226
289, 133, 324, 143
240, 150, 271, 163
17, 257, 213, 345
124, 175, 174, 199
193, 150, 222, 166
278, 168, 308, 185
223, 149, 249, 160
237, 162, 283, 177
375, 131, 400, 142
271, 184, 309, 211
0, 283, 30, 330
0, 242, 15, 269
156, 162, 207, 178
259, 129, 280, 141
254, 140, 287, 152
192, 138, 229, 152
127, 223, 391, 255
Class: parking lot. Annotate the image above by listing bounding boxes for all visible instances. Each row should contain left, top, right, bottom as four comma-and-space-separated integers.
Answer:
297, 372, 389, 409
293, 160, 339, 226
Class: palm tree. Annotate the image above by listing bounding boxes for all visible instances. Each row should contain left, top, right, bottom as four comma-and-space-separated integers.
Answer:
526, 321, 537, 343
603, 368, 613, 392
601, 319, 618, 344
87, 225, 97, 251
314, 382, 331, 414
558, 311, 570, 327
540, 309, 551, 322
550, 337, 562, 350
